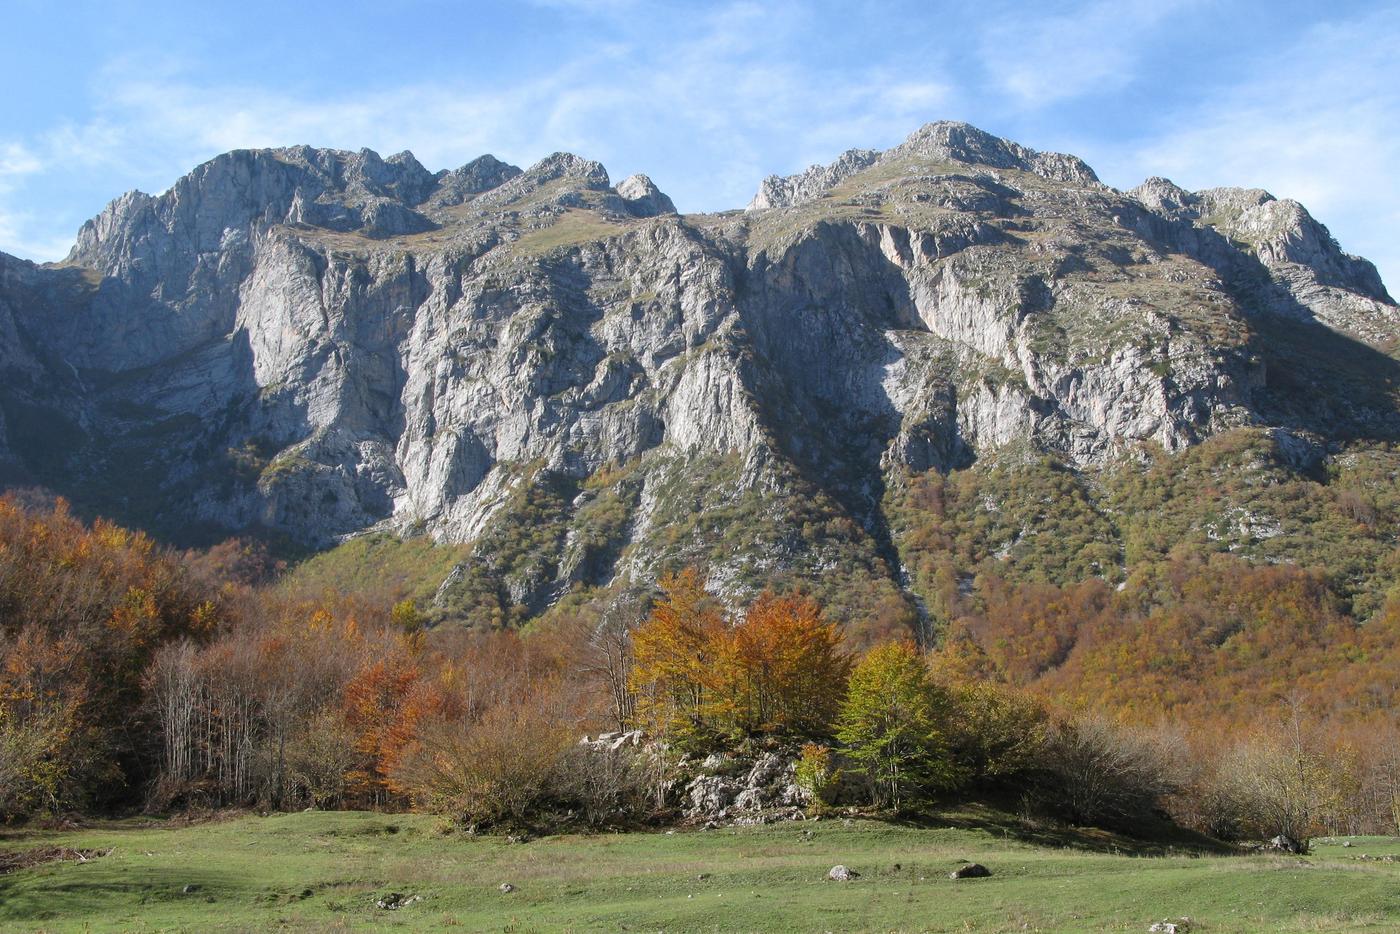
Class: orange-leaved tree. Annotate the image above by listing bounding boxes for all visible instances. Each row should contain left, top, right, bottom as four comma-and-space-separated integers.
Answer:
721, 592, 850, 739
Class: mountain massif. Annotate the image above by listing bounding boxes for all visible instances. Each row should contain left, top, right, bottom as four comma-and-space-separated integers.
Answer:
2, 121, 1398, 632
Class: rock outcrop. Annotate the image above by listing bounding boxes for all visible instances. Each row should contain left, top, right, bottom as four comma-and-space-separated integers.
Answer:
680, 752, 805, 823
0, 120, 1395, 622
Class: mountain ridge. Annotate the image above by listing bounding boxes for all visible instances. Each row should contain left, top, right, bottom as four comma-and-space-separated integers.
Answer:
3, 119, 1398, 629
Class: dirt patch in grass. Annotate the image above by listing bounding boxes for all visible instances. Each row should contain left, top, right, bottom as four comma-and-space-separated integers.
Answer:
0, 846, 112, 874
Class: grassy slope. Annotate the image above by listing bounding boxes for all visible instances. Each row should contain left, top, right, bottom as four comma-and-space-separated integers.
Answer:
2, 812, 1398, 933
280, 534, 469, 608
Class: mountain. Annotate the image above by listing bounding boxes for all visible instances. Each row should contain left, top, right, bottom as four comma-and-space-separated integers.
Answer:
2, 121, 1398, 631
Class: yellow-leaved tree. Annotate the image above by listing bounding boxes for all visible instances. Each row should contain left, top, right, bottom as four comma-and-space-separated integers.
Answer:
629, 568, 727, 746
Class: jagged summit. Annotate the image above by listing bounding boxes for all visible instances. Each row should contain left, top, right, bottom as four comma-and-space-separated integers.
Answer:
616, 174, 677, 217
747, 120, 1098, 210
68, 144, 680, 274
889, 120, 1098, 184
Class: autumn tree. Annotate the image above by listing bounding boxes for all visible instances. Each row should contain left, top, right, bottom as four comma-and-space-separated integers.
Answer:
720, 592, 850, 739
938, 678, 1049, 787
629, 568, 726, 746
585, 589, 647, 732
0, 496, 229, 815
288, 707, 360, 809
836, 642, 951, 812
390, 599, 425, 635
1217, 704, 1345, 848
1041, 715, 1177, 828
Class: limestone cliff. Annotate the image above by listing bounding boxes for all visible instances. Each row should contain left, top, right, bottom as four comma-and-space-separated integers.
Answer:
2, 121, 1395, 624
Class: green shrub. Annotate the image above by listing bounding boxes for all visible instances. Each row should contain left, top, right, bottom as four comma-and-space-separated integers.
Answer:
794, 743, 842, 813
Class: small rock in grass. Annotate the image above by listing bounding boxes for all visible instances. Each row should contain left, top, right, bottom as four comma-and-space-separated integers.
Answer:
375, 892, 420, 910
949, 863, 991, 879
182, 884, 201, 895
499, 882, 515, 894
697, 873, 710, 880
827, 865, 859, 881
1148, 920, 1191, 934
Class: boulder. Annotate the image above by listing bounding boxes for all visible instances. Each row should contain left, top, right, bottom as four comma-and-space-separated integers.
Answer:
1148, 920, 1191, 934
949, 863, 991, 879
827, 865, 859, 881
1268, 834, 1304, 854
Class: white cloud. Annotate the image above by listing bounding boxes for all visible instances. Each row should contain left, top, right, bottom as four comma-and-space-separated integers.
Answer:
2, 0, 1392, 295
1091, 7, 1400, 291
0, 206, 76, 261
0, 143, 43, 177
0, 0, 952, 248
979, 0, 1198, 107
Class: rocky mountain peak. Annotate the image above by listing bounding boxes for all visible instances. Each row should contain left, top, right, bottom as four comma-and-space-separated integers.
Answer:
431, 155, 523, 207
475, 152, 611, 205
882, 120, 1099, 185
747, 148, 880, 210
1126, 176, 1194, 215
1125, 175, 1394, 320
747, 121, 1098, 211
616, 174, 677, 217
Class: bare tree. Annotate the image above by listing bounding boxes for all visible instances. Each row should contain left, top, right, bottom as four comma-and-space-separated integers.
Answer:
584, 589, 648, 732
1042, 715, 1178, 827
1218, 700, 1344, 849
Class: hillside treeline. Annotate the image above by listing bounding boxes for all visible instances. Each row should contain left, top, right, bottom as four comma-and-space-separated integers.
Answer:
3, 495, 1400, 848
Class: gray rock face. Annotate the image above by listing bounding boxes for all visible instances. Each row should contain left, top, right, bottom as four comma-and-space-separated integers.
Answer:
748, 148, 880, 210
617, 174, 677, 217
1, 120, 1396, 619
885, 121, 1098, 185
680, 751, 805, 822
1126, 176, 1395, 342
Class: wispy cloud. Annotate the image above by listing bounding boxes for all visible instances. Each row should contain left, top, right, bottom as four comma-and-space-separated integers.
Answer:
0, 142, 72, 259
0, 143, 43, 177
0, 206, 77, 261
0, 0, 954, 261
1093, 6, 1400, 288
978, 0, 1197, 107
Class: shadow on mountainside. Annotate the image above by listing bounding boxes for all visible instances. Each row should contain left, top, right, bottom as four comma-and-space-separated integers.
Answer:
1131, 212, 1400, 442
1248, 312, 1400, 443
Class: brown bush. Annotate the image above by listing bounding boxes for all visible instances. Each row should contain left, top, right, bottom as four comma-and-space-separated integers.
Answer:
390, 680, 578, 830
1040, 715, 1178, 827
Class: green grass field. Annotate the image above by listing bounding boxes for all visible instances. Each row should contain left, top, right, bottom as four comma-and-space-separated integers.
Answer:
2, 810, 1398, 932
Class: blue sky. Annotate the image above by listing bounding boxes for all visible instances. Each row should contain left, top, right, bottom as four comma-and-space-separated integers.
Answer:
2, 0, 1396, 289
